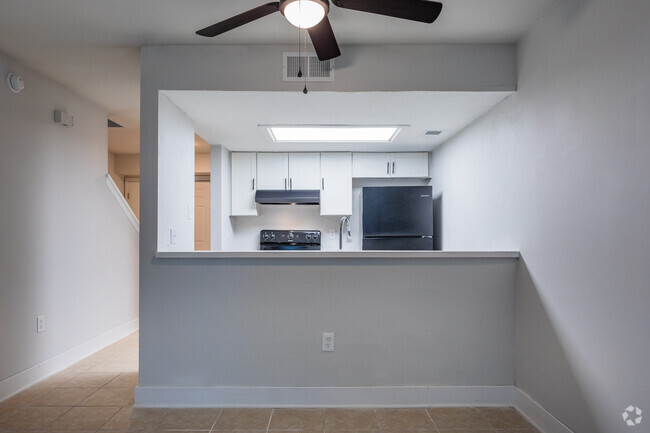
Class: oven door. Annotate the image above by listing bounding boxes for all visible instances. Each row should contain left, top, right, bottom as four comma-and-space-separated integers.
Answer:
260, 244, 320, 250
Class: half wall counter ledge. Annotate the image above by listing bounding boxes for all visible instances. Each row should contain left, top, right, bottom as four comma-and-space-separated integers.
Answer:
154, 251, 521, 259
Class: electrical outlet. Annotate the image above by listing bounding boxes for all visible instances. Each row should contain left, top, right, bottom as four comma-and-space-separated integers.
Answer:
37, 315, 45, 333
328, 229, 336, 239
322, 332, 334, 352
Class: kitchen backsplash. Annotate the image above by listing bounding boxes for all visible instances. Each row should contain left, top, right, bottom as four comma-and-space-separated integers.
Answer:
223, 206, 351, 251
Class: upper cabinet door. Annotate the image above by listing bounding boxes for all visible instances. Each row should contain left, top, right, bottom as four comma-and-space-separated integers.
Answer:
231, 152, 258, 216
288, 153, 321, 190
257, 153, 288, 190
320, 153, 352, 216
352, 153, 391, 178
392, 153, 429, 178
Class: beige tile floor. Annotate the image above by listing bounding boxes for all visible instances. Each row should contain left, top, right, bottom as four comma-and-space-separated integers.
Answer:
0, 332, 539, 433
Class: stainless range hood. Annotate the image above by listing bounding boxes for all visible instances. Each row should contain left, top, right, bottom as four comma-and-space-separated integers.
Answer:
255, 190, 320, 205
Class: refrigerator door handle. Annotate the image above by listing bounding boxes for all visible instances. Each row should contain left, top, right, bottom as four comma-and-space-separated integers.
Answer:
364, 235, 431, 239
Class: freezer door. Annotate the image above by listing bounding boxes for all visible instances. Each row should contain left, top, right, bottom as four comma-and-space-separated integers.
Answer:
362, 186, 433, 237
362, 237, 433, 251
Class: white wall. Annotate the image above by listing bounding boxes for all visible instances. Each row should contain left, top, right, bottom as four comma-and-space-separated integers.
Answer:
430, 0, 650, 431
157, 94, 195, 252
108, 151, 125, 194
0, 51, 139, 399
115, 153, 140, 177
210, 145, 231, 250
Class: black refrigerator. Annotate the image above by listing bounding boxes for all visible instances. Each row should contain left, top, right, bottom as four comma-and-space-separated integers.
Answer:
362, 186, 433, 250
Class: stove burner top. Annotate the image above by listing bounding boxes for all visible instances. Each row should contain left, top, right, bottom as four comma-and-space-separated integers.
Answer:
260, 230, 321, 250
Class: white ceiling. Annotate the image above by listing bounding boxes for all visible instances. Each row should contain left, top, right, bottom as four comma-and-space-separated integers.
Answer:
164, 91, 513, 152
0, 0, 553, 153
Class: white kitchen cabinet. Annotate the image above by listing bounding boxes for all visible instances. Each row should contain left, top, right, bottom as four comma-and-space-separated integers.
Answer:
320, 153, 352, 216
352, 152, 429, 178
352, 153, 392, 178
231, 152, 258, 216
257, 152, 321, 190
392, 152, 429, 178
288, 153, 321, 190
257, 153, 288, 190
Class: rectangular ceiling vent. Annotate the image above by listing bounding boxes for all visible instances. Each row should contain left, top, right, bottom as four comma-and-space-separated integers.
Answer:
283, 52, 334, 82
421, 130, 442, 139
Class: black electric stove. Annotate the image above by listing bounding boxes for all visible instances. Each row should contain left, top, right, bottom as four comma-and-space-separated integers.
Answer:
260, 230, 321, 250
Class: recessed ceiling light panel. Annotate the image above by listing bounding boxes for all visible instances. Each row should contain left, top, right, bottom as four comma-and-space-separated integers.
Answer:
264, 125, 405, 143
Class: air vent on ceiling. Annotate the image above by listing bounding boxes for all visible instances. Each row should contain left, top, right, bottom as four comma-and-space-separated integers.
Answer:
421, 130, 442, 139
283, 52, 334, 82
108, 119, 123, 128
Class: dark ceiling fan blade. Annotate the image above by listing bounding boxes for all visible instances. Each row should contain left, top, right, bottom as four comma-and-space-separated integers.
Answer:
196, 2, 280, 37
308, 17, 341, 61
331, 0, 442, 23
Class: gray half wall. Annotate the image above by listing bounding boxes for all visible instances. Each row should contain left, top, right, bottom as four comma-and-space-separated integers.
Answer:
138, 257, 517, 406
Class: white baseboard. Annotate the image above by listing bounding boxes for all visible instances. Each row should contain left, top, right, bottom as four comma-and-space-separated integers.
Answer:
135, 385, 514, 408
0, 318, 139, 402
515, 388, 574, 433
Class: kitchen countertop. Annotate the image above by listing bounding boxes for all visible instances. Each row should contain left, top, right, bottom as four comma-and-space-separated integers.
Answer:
155, 250, 520, 259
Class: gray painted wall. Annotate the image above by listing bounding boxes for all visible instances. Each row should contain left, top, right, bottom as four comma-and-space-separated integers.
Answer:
0, 51, 139, 394
139, 44, 519, 400
139, 257, 517, 388
430, 0, 650, 431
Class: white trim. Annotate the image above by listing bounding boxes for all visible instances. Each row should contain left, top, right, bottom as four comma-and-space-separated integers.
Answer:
515, 388, 574, 433
135, 385, 514, 408
105, 173, 139, 233
0, 319, 139, 403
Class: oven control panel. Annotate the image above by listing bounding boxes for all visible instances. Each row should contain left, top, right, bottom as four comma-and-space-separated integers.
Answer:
260, 230, 321, 244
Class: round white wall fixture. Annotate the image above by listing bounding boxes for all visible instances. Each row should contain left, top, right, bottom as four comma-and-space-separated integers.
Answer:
7, 73, 25, 93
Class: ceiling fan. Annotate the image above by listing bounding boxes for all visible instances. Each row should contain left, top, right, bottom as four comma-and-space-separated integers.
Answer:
196, 0, 443, 61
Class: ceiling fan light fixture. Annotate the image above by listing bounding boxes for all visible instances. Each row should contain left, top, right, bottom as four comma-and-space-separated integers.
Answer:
281, 0, 328, 29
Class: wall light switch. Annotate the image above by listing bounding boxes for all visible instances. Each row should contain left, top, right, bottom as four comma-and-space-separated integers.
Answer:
37, 315, 45, 333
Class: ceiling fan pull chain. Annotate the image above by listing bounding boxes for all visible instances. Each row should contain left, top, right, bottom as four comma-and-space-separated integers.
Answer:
297, 25, 303, 78
303, 26, 309, 94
